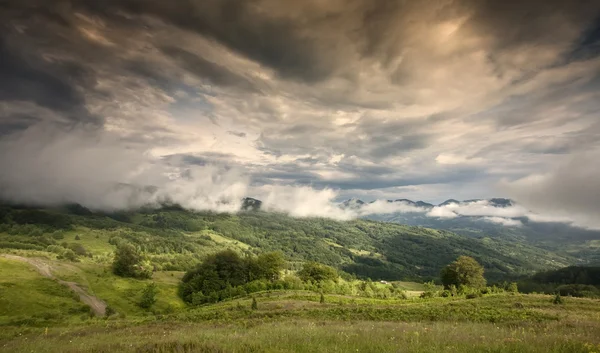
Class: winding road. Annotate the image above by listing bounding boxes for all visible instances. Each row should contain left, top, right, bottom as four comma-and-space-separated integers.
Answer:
1, 254, 107, 316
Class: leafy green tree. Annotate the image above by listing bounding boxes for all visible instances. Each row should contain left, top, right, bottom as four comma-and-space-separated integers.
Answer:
180, 250, 288, 304
297, 261, 338, 282
250, 252, 285, 281
112, 243, 152, 279
440, 256, 486, 289
139, 283, 158, 309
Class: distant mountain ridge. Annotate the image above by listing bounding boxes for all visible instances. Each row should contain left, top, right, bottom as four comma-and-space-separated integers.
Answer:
336, 197, 516, 209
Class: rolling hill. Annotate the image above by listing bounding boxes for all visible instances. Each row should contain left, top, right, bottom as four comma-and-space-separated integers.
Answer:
0, 203, 578, 282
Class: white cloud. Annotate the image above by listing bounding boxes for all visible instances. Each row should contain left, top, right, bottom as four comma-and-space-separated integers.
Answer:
481, 217, 523, 227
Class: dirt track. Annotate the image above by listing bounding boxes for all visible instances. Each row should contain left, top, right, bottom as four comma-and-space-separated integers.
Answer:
1, 254, 107, 316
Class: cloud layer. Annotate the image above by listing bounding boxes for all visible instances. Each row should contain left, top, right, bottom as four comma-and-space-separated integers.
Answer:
0, 0, 599, 227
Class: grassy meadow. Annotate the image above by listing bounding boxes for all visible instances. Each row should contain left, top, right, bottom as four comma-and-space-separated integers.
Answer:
1, 252, 600, 353
1, 206, 600, 352
1, 290, 600, 352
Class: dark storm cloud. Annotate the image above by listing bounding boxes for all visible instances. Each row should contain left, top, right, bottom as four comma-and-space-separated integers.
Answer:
0, 33, 100, 133
160, 46, 260, 92
75, 0, 338, 83
465, 0, 599, 48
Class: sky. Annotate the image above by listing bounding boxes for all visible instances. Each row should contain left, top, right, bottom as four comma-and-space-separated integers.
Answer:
0, 0, 599, 227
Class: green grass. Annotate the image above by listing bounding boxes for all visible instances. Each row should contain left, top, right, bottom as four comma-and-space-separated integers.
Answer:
49, 261, 186, 316
3, 318, 600, 352
0, 258, 89, 326
60, 228, 115, 255
2, 257, 600, 352
193, 230, 252, 250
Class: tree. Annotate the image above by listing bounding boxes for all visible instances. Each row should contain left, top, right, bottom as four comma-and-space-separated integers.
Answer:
112, 243, 152, 279
297, 262, 338, 283
139, 283, 158, 309
249, 252, 285, 281
440, 256, 486, 289
180, 250, 288, 304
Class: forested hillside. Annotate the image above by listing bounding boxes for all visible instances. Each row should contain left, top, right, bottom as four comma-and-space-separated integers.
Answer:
0, 204, 574, 282
364, 208, 600, 265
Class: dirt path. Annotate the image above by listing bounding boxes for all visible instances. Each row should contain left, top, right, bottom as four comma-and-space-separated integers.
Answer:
1, 254, 107, 316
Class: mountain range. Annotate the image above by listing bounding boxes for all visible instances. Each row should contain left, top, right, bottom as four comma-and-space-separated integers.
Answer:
242, 196, 600, 265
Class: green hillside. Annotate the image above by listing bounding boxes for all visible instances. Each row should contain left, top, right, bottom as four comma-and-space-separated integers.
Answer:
0, 205, 574, 282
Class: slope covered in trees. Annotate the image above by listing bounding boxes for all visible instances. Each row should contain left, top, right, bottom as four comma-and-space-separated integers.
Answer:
0, 204, 576, 282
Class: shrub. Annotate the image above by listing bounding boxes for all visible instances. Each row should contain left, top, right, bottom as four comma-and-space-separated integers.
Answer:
466, 293, 480, 299
105, 306, 116, 317
320, 292, 325, 304
60, 249, 79, 262
68, 243, 90, 257
506, 282, 519, 293
75, 235, 81, 240
251, 297, 258, 310
420, 291, 436, 299
553, 293, 564, 305
112, 242, 152, 279
139, 283, 158, 309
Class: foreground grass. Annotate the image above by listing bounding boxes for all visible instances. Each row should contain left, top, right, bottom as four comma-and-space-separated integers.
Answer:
2, 291, 600, 352
3, 319, 600, 353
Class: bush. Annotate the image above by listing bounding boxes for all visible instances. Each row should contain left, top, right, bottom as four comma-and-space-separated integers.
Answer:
139, 283, 158, 309
553, 293, 563, 305
105, 306, 116, 317
68, 243, 90, 257
251, 297, 258, 310
112, 243, 152, 279
506, 282, 519, 293
60, 249, 79, 262
420, 291, 436, 299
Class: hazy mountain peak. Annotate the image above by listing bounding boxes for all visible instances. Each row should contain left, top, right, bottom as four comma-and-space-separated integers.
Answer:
438, 199, 460, 207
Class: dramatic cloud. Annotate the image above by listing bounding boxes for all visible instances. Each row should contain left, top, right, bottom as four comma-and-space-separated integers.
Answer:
0, 0, 599, 227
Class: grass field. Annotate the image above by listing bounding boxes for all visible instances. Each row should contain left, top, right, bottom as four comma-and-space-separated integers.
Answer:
1, 246, 600, 352
2, 294, 600, 352
0, 258, 90, 326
